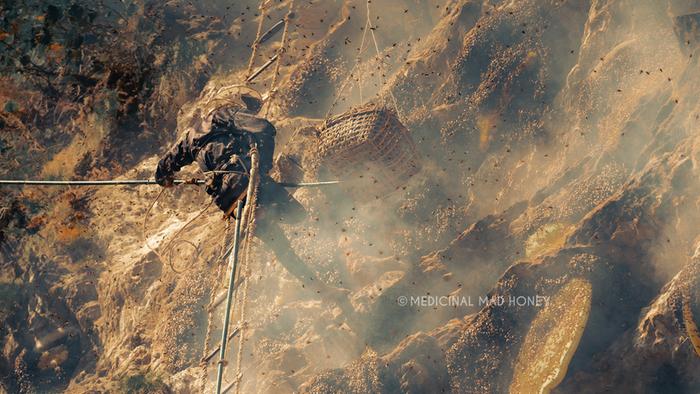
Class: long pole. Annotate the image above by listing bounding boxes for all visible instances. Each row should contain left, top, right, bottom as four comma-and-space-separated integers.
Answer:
0, 179, 339, 188
0, 179, 204, 186
216, 200, 244, 394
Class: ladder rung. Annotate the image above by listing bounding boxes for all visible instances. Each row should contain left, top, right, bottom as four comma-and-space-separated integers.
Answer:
221, 380, 236, 394
209, 277, 244, 312
257, 19, 285, 45
202, 326, 241, 363
246, 54, 279, 82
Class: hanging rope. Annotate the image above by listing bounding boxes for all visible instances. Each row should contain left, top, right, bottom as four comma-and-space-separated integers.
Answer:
325, 20, 370, 120
199, 219, 231, 392
142, 185, 213, 273
325, 0, 401, 121
365, 0, 403, 121
232, 147, 261, 394
246, 0, 273, 78
357, 14, 371, 103
264, 0, 295, 118
215, 200, 245, 394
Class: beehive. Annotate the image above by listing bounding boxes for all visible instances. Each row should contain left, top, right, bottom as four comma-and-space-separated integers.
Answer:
317, 104, 421, 198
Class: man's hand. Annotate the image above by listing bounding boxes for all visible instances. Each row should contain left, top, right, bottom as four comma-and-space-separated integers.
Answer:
155, 172, 175, 188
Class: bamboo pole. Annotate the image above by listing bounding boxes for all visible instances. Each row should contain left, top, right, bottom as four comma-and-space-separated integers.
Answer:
215, 200, 244, 394
0, 179, 339, 188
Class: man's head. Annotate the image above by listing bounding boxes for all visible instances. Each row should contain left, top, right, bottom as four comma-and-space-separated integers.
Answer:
200, 84, 264, 119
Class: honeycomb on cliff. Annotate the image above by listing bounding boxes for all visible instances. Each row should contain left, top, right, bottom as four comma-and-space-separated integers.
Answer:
317, 104, 421, 198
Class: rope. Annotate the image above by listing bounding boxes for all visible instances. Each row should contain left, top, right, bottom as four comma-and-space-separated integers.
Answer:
264, 0, 295, 118
325, 22, 371, 120
246, 0, 273, 78
233, 147, 261, 394
142, 185, 213, 274
200, 219, 231, 392
325, 0, 401, 120
142, 188, 178, 272
365, 0, 403, 121
324, 68, 357, 120
357, 15, 370, 103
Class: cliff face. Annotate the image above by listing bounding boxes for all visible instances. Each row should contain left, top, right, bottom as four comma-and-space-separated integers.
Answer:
1, 0, 700, 393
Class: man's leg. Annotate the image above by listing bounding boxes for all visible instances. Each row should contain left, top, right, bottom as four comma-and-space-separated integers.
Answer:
255, 207, 355, 317
209, 172, 249, 214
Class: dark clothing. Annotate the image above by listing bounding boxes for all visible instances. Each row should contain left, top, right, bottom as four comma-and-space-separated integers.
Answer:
155, 106, 276, 212
154, 105, 353, 314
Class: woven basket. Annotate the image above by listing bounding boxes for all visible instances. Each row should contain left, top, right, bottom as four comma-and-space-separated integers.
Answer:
317, 104, 421, 198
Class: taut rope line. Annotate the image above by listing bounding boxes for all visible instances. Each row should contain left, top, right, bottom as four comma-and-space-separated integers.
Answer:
324, 0, 402, 120
357, 11, 370, 103
366, 0, 403, 121
264, 0, 295, 118
246, 0, 273, 78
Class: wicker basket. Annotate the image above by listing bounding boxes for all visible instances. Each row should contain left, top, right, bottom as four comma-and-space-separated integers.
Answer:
317, 104, 421, 198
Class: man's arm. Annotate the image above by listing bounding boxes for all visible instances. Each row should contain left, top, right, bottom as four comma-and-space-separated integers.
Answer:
155, 136, 196, 186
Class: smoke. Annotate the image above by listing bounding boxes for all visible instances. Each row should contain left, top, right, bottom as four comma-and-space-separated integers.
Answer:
243, 0, 700, 390
228, 0, 587, 388
6, 0, 700, 391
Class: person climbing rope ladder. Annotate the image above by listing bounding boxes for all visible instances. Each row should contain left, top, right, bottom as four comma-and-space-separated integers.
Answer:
154, 90, 353, 316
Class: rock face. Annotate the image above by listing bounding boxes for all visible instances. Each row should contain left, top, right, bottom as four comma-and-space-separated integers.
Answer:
2, 0, 700, 393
